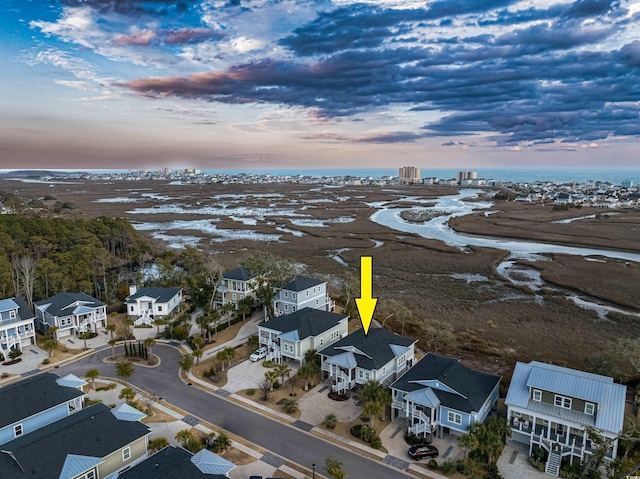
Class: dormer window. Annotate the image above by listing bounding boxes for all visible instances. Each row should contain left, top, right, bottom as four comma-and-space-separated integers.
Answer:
584, 402, 595, 415
532, 389, 542, 402
284, 292, 288, 298
9, 310, 16, 319
554, 394, 572, 409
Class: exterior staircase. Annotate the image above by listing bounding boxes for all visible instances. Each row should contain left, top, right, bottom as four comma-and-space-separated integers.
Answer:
545, 451, 561, 476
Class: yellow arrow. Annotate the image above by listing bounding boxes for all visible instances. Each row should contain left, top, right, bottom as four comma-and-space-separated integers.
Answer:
355, 255, 378, 336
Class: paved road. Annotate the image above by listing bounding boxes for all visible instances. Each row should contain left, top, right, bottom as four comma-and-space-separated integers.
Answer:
57, 345, 411, 479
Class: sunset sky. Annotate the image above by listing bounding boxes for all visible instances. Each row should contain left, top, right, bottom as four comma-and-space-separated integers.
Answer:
1, 0, 639, 170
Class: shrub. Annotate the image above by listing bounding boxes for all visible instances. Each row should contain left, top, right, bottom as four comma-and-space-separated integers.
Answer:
438, 461, 457, 474
322, 413, 338, 429
42, 358, 50, 365
9, 349, 23, 360
273, 380, 280, 390
427, 459, 438, 470
370, 435, 382, 449
246, 388, 255, 396
262, 360, 276, 368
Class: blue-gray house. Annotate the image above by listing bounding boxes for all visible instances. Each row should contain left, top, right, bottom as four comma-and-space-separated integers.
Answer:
0, 372, 86, 446
390, 353, 501, 438
0, 297, 36, 355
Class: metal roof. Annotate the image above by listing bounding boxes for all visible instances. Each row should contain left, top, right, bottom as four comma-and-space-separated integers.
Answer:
326, 352, 357, 369
55, 374, 86, 389
190, 449, 235, 475
506, 361, 626, 434
111, 403, 147, 422
59, 454, 102, 479
404, 388, 441, 408
0, 299, 19, 313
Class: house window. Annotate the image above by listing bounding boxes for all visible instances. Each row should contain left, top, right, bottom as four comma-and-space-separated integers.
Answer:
285, 305, 289, 311
292, 293, 296, 299
382, 366, 386, 375
315, 299, 319, 305
554, 395, 572, 409
331, 330, 339, 340
292, 306, 296, 312
122, 446, 131, 461
14, 424, 23, 437
9, 310, 16, 319
584, 402, 595, 415
284, 292, 288, 298
232, 293, 237, 301
358, 370, 364, 379
75, 470, 96, 479
532, 389, 542, 402
319, 338, 324, 347
306, 291, 309, 297
365, 371, 370, 380
158, 305, 163, 312
447, 411, 462, 425
129, 306, 134, 312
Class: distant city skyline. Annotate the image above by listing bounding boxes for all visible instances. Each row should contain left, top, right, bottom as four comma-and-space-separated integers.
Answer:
1, 0, 639, 169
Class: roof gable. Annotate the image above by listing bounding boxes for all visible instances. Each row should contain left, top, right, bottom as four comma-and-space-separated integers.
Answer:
117, 446, 227, 479
35, 293, 104, 317
281, 276, 325, 292
321, 327, 416, 370
0, 373, 85, 429
391, 353, 501, 414
222, 266, 253, 281
0, 298, 19, 313
126, 287, 181, 304
58, 454, 102, 479
260, 308, 346, 340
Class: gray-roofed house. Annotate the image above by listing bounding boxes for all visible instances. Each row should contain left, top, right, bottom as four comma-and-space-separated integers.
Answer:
390, 353, 501, 440
0, 297, 36, 354
319, 327, 417, 395
0, 372, 85, 446
258, 308, 348, 364
125, 286, 183, 326
0, 402, 150, 479
215, 266, 257, 310
34, 292, 106, 338
116, 445, 234, 479
272, 275, 334, 317
505, 361, 626, 476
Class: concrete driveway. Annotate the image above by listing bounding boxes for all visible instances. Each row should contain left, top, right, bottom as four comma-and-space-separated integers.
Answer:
225, 358, 299, 394
498, 442, 549, 479
298, 383, 363, 425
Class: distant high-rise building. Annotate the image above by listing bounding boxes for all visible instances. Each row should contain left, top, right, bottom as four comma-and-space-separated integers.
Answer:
457, 170, 478, 185
399, 166, 421, 184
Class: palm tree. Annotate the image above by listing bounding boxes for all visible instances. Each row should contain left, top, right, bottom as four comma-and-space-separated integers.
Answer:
105, 323, 116, 339
195, 314, 211, 340
209, 308, 221, 335
265, 370, 279, 392
43, 337, 57, 357
458, 430, 478, 461
80, 331, 92, 350
84, 368, 99, 390
108, 338, 117, 360
118, 387, 136, 404
192, 334, 205, 351
283, 398, 298, 413
247, 334, 259, 350
153, 317, 166, 336
221, 303, 235, 327
215, 349, 230, 371
376, 388, 392, 422
275, 363, 292, 386
304, 348, 318, 366
212, 431, 232, 453
363, 400, 382, 429
48, 325, 59, 341
297, 362, 316, 391
322, 413, 338, 429
237, 297, 253, 321
179, 353, 194, 373
360, 380, 384, 404
222, 346, 236, 369
193, 348, 203, 364
143, 337, 156, 364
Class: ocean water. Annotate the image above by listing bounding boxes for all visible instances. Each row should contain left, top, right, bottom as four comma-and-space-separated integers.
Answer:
205, 168, 640, 185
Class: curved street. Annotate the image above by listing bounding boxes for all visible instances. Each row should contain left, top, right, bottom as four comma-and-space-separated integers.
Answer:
57, 345, 413, 479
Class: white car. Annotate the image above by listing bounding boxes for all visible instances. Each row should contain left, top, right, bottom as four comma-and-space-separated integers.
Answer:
249, 347, 267, 362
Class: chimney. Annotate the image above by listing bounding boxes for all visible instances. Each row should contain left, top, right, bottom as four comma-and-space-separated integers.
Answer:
129, 285, 137, 296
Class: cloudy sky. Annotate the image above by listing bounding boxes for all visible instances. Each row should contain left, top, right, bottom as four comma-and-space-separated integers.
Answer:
1, 0, 639, 170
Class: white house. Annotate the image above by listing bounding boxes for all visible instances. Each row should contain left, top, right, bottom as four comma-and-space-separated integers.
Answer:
0, 297, 36, 354
390, 353, 501, 440
215, 266, 257, 309
319, 327, 417, 395
273, 276, 334, 317
35, 292, 106, 337
505, 361, 626, 476
258, 308, 348, 364
125, 286, 183, 326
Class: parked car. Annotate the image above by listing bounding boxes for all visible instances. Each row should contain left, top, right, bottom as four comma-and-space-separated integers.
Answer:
249, 347, 267, 362
408, 444, 439, 460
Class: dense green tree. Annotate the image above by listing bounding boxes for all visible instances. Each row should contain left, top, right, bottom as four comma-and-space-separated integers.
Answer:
115, 361, 134, 379
84, 368, 100, 390
148, 437, 170, 453
325, 457, 348, 479
179, 353, 194, 373
243, 252, 296, 317
118, 387, 136, 404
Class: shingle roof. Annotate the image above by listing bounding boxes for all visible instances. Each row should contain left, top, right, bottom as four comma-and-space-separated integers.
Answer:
321, 327, 416, 370
0, 403, 150, 479
0, 297, 34, 326
281, 276, 324, 292
0, 372, 85, 429
260, 308, 347, 340
118, 446, 227, 479
34, 292, 104, 317
222, 266, 253, 281
390, 353, 501, 414
125, 287, 181, 304
505, 361, 626, 434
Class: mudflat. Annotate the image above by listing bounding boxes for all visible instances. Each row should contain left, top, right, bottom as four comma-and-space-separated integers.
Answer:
3, 178, 639, 375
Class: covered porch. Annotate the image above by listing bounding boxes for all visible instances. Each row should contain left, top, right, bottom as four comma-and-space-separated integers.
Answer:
392, 388, 441, 439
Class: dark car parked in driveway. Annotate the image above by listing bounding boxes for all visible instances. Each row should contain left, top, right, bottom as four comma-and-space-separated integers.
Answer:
408, 443, 439, 460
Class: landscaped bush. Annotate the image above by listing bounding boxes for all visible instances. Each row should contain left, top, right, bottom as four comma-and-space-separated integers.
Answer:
427, 459, 438, 469
262, 360, 276, 368
438, 461, 457, 474
527, 457, 545, 472
322, 413, 338, 429
350, 424, 381, 448
9, 349, 23, 360
246, 388, 255, 396
96, 383, 117, 391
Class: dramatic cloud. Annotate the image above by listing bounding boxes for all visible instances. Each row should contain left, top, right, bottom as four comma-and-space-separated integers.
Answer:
4, 0, 640, 166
